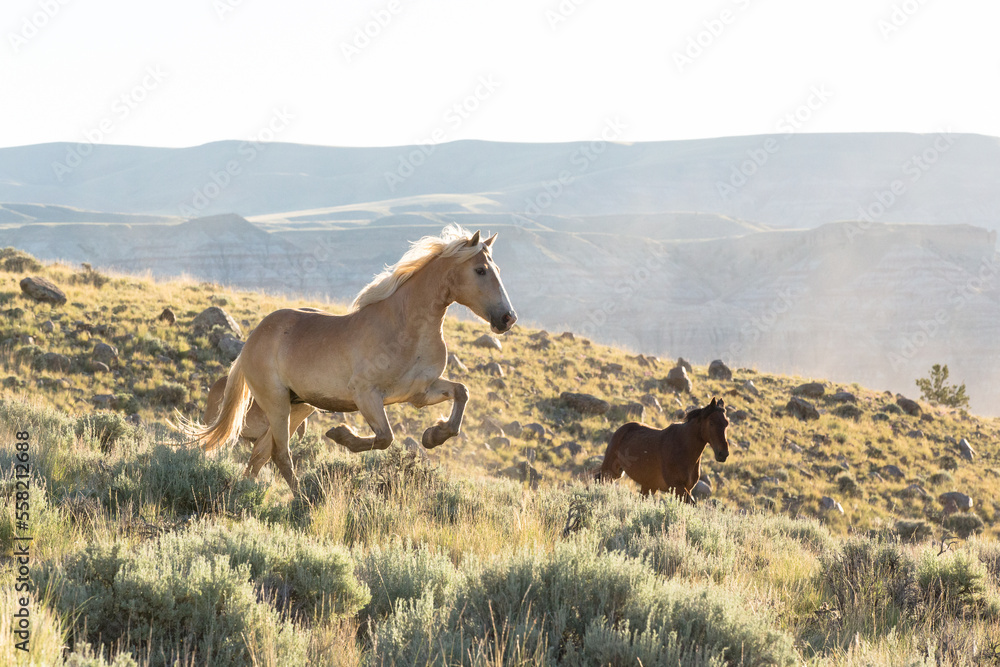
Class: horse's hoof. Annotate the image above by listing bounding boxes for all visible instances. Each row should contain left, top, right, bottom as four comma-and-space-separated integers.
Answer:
326, 424, 361, 450
421, 422, 453, 449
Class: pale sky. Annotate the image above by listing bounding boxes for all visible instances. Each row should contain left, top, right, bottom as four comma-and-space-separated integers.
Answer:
2, 0, 999, 148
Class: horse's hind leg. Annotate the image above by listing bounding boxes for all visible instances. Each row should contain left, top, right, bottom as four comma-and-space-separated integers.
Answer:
244, 403, 314, 480
409, 379, 468, 449
326, 387, 394, 452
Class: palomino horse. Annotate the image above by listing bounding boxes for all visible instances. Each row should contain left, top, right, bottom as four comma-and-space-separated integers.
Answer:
203, 375, 310, 443
182, 226, 516, 494
595, 397, 730, 501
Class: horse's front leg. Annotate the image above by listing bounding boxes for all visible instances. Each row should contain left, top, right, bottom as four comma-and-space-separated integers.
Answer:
326, 388, 394, 453
410, 378, 469, 449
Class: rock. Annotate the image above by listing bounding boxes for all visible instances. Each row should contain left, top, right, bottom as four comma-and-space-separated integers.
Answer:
603, 362, 623, 375
498, 461, 541, 488
34, 352, 72, 372
480, 417, 505, 436
489, 377, 507, 390
742, 379, 761, 397
560, 392, 610, 415
691, 480, 712, 500
786, 397, 819, 421
820, 496, 844, 514
830, 390, 857, 403
676, 357, 693, 373
217, 333, 244, 361
664, 365, 692, 393
939, 491, 973, 511
90, 361, 110, 373
832, 404, 863, 420
792, 382, 825, 398
522, 423, 546, 439
958, 438, 975, 461
611, 402, 644, 421
40, 320, 55, 333
708, 359, 732, 380
191, 306, 242, 337
554, 441, 583, 456
880, 464, 905, 479
447, 352, 468, 373
639, 393, 662, 412
482, 361, 504, 377
558, 331, 574, 340
896, 396, 921, 417
92, 341, 119, 365
19, 276, 67, 305
633, 354, 658, 368
473, 334, 502, 351
906, 429, 924, 439
158, 307, 176, 325
91, 394, 116, 409
900, 484, 931, 500
488, 436, 511, 449
503, 421, 523, 438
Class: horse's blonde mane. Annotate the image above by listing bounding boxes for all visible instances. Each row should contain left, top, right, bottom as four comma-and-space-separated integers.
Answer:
351, 224, 486, 311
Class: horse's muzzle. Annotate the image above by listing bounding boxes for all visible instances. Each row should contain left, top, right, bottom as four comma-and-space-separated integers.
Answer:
491, 310, 517, 334
715, 452, 729, 463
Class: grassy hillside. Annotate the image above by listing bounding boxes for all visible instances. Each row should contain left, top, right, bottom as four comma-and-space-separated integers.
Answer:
2, 249, 1000, 665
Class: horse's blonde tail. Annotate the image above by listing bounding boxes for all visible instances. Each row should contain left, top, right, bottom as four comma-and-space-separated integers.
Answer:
176, 356, 252, 452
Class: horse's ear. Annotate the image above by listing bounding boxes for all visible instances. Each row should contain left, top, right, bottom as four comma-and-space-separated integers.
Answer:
709, 397, 717, 408
467, 230, 481, 247
484, 232, 498, 247
718, 398, 725, 408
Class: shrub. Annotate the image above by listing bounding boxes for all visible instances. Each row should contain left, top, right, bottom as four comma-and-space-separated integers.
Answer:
148, 381, 187, 407
75, 411, 141, 451
928, 471, 954, 486
354, 539, 460, 625
0, 247, 43, 272
917, 550, 991, 616
895, 520, 932, 543
836, 473, 860, 496
916, 364, 969, 409
822, 540, 918, 619
943, 513, 985, 539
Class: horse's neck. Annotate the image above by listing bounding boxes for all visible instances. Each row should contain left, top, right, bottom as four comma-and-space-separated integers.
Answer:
676, 419, 710, 464
384, 258, 451, 338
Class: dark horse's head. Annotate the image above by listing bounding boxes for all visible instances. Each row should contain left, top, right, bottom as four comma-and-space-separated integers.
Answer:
686, 397, 730, 463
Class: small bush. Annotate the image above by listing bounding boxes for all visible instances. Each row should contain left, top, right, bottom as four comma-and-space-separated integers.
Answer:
354, 539, 460, 625
943, 513, 985, 539
75, 412, 141, 451
148, 381, 187, 407
0, 247, 43, 272
836, 473, 860, 497
928, 471, 954, 486
917, 550, 991, 616
938, 455, 959, 471
895, 520, 932, 543
822, 540, 917, 619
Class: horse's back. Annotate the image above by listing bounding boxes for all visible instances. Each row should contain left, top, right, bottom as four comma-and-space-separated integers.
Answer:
603, 421, 670, 491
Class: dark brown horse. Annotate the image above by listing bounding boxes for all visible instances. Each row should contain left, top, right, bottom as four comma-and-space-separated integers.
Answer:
595, 397, 731, 501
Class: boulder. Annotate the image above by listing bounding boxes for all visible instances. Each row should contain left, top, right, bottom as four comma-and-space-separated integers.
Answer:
191, 306, 242, 337
896, 396, 921, 416
708, 359, 732, 380
639, 393, 662, 412
958, 438, 975, 461
481, 361, 504, 377
829, 390, 857, 403
522, 423, 546, 439
34, 352, 72, 372
832, 404, 863, 420
447, 352, 468, 373
691, 480, 712, 501
742, 379, 761, 397
19, 276, 67, 305
611, 402, 644, 421
880, 464, 905, 479
91, 361, 110, 374
560, 392, 610, 415
92, 341, 119, 365
473, 334, 502, 351
503, 421, 523, 438
157, 307, 176, 325
91, 394, 116, 409
664, 365, 692, 393
217, 333, 244, 361
676, 357, 693, 373
554, 441, 583, 456
820, 496, 844, 514
40, 320, 55, 333
786, 397, 819, 421
939, 491, 973, 511
498, 461, 541, 488
792, 382, 825, 398
900, 484, 931, 500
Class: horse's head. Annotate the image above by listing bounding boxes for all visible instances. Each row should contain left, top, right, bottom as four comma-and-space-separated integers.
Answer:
698, 397, 730, 463
450, 230, 517, 334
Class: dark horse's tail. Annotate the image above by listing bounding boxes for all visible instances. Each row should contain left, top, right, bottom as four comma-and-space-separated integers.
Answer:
594, 422, 641, 482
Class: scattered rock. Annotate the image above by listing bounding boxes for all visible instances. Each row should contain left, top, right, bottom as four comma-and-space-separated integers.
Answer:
554, 441, 583, 456
503, 421, 523, 438
906, 429, 924, 439
958, 438, 975, 461
896, 396, 921, 417
560, 392, 610, 415
639, 393, 662, 412
522, 423, 546, 439
158, 307, 176, 325
633, 354, 658, 368
217, 333, 244, 362
480, 417, 505, 437
558, 331, 574, 340
691, 480, 712, 500
708, 359, 732, 380
92, 341, 119, 365
488, 436, 511, 449
498, 461, 541, 488
664, 365, 692, 393
676, 357, 693, 373
880, 464, 905, 479
481, 361, 504, 377
473, 334, 502, 351
786, 397, 819, 421
90, 361, 110, 374
447, 352, 468, 373
820, 496, 844, 514
91, 394, 116, 409
34, 352, 72, 372
829, 390, 857, 403
939, 491, 973, 511
19, 276, 67, 305
611, 402, 644, 421
741, 380, 761, 397
191, 306, 242, 337
40, 320, 55, 333
603, 362, 624, 375
792, 382, 825, 398
832, 404, 863, 420
900, 484, 931, 500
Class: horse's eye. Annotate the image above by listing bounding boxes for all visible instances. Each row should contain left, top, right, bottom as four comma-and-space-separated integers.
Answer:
475, 267, 487, 276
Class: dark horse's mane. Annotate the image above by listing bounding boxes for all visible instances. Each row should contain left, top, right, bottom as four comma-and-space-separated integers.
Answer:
684, 402, 722, 422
